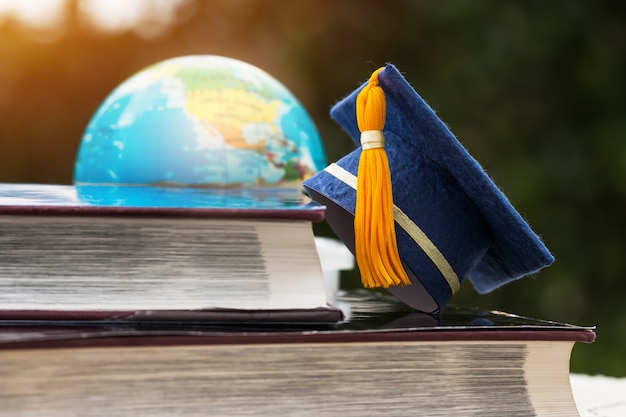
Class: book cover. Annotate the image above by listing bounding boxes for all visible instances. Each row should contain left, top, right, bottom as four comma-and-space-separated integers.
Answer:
0, 290, 596, 348
0, 183, 325, 221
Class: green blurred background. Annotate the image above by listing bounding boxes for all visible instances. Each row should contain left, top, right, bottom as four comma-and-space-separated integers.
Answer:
1, 0, 624, 376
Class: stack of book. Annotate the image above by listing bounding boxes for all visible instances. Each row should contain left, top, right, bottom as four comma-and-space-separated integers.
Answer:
0, 183, 595, 416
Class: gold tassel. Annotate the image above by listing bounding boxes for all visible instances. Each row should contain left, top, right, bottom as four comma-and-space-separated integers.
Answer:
354, 67, 411, 288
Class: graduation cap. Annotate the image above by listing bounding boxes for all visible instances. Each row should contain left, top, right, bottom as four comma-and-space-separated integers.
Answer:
303, 64, 553, 313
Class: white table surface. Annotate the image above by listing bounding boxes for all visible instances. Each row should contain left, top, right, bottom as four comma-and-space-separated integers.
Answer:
571, 374, 626, 417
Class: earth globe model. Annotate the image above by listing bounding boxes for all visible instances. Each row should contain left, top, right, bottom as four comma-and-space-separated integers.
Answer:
74, 55, 327, 187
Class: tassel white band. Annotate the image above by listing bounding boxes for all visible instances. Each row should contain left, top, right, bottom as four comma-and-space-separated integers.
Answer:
360, 130, 385, 150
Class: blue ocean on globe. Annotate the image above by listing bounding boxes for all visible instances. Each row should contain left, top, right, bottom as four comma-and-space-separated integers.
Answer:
74, 55, 327, 187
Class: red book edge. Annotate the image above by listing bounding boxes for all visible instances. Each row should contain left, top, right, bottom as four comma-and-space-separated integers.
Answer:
0, 323, 596, 351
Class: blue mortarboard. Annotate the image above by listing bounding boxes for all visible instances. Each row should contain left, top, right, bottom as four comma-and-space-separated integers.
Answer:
303, 64, 554, 313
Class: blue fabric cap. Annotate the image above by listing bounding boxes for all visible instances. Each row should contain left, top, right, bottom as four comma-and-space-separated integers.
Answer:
303, 64, 554, 313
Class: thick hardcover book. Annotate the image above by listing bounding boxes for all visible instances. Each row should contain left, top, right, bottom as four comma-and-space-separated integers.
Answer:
0, 291, 595, 417
0, 183, 341, 324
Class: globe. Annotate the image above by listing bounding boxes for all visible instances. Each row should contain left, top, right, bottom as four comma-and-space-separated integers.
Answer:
74, 55, 327, 187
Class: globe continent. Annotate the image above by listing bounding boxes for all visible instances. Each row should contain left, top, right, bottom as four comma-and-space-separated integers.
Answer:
74, 55, 327, 187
